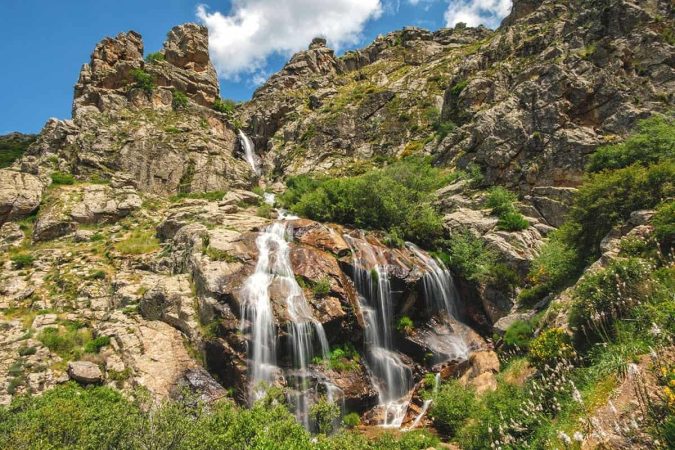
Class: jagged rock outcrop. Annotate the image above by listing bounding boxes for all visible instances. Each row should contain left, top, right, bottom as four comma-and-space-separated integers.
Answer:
0, 170, 43, 225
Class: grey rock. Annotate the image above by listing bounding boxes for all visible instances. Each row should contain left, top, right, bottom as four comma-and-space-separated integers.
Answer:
68, 361, 104, 384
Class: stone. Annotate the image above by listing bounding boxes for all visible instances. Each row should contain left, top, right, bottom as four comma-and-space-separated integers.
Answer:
68, 361, 104, 384
0, 169, 43, 224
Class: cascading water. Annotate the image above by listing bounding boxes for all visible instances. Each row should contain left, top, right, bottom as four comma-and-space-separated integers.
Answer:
239, 218, 330, 428
238, 130, 259, 175
407, 373, 440, 430
345, 235, 412, 428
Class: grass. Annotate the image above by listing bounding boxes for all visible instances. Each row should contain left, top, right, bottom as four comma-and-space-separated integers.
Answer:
169, 191, 226, 202
203, 246, 239, 263
37, 326, 93, 360
114, 229, 160, 255
50, 172, 76, 185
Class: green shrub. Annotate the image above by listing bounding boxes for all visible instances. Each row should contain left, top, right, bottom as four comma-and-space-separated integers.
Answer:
37, 326, 92, 358
430, 379, 475, 437
131, 68, 154, 94
562, 160, 674, 261
653, 200, 675, 249
84, 335, 110, 354
145, 52, 165, 63
310, 397, 340, 435
497, 210, 529, 231
213, 98, 236, 114
314, 344, 361, 372
172, 90, 189, 110
10, 253, 34, 269
204, 247, 239, 263
17, 346, 37, 356
284, 157, 452, 247
450, 79, 468, 96
342, 412, 360, 428
485, 186, 517, 216
503, 319, 535, 349
569, 258, 652, 343
488, 263, 520, 291
312, 278, 331, 298
256, 203, 273, 218
528, 237, 580, 288
88, 270, 106, 280
50, 171, 75, 185
528, 328, 575, 369
114, 229, 160, 255
434, 231, 497, 282
396, 316, 414, 334
0, 134, 35, 169
587, 115, 674, 172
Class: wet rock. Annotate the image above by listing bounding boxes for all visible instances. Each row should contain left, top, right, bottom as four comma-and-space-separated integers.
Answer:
172, 367, 228, 404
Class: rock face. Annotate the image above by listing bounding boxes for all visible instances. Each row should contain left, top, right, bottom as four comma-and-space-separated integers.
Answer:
0, 170, 43, 225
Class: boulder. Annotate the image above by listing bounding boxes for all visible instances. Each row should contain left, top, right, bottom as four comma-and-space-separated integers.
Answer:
68, 361, 104, 384
0, 170, 42, 224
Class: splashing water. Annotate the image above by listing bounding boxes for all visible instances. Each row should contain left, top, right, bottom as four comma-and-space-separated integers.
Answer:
345, 234, 412, 428
239, 220, 330, 428
238, 130, 259, 174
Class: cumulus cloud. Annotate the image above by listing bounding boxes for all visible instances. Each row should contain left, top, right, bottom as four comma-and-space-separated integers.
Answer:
444, 0, 512, 28
197, 0, 383, 80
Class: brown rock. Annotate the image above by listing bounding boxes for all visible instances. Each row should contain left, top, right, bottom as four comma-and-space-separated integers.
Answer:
68, 361, 104, 384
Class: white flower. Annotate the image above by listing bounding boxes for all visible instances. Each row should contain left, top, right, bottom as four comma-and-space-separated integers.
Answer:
573, 431, 584, 442
649, 323, 662, 337
557, 431, 572, 444
572, 387, 583, 403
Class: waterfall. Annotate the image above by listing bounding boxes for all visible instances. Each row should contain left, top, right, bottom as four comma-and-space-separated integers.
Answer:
239, 220, 330, 428
406, 373, 439, 430
345, 235, 412, 428
238, 130, 259, 174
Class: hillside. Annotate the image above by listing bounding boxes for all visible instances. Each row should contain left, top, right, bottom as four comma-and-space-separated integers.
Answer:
0, 0, 673, 448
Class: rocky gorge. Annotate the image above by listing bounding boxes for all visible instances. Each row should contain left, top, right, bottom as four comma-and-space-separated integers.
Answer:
0, 0, 674, 449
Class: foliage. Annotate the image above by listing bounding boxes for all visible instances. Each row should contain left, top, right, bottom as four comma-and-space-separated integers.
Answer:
310, 397, 340, 435
37, 326, 92, 359
396, 316, 414, 334
213, 98, 236, 114
528, 328, 575, 369
429, 379, 476, 437
50, 171, 75, 185
204, 246, 239, 263
172, 90, 189, 110
256, 203, 273, 218
434, 231, 497, 282
652, 200, 675, 249
169, 191, 225, 202
84, 335, 110, 354
131, 68, 154, 94
145, 52, 165, 63
587, 115, 674, 172
114, 229, 160, 255
342, 412, 360, 428
10, 253, 34, 269
312, 277, 331, 298
497, 210, 530, 231
503, 318, 535, 350
282, 157, 453, 247
0, 135, 35, 169
314, 344, 361, 372
449, 79, 468, 96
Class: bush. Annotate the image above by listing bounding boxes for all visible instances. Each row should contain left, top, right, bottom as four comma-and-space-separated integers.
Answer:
569, 258, 652, 343
256, 203, 273, 218
310, 397, 340, 435
172, 90, 189, 110
131, 68, 154, 94
342, 412, 360, 428
503, 319, 535, 350
653, 200, 675, 249
10, 253, 34, 269
114, 229, 160, 255
434, 231, 497, 282
396, 316, 414, 334
528, 328, 575, 369
145, 52, 165, 63
562, 160, 674, 261
37, 326, 92, 358
283, 157, 452, 247
213, 98, 236, 114
315, 344, 361, 372
430, 380, 475, 437
485, 186, 517, 216
587, 115, 674, 172
312, 278, 331, 298
84, 335, 110, 354
50, 171, 75, 185
497, 210, 530, 231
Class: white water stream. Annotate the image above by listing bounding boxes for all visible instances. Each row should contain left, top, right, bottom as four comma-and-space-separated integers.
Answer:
238, 130, 259, 175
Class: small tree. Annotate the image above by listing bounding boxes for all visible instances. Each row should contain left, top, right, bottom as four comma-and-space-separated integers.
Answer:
309, 397, 340, 434
172, 90, 189, 110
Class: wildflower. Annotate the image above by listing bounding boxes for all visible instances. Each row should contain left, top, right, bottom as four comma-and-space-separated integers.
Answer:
557, 431, 572, 445
572, 386, 583, 403
649, 323, 662, 337
573, 431, 584, 442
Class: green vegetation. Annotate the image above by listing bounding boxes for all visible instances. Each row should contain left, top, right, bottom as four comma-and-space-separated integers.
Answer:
311, 277, 331, 298
172, 90, 189, 110
0, 383, 437, 449
84, 335, 111, 354
396, 316, 414, 334
485, 187, 529, 231
527, 328, 575, 369
653, 200, 675, 249
37, 326, 92, 360
433, 231, 497, 282
313, 344, 361, 372
10, 253, 34, 269
342, 412, 360, 429
310, 397, 340, 435
145, 52, 165, 63
203, 246, 239, 263
280, 157, 455, 247
429, 379, 476, 436
213, 98, 236, 114
114, 229, 160, 255
50, 171, 76, 185
0, 134, 35, 169
503, 318, 536, 350
131, 68, 154, 94
449, 79, 468, 97
256, 203, 273, 218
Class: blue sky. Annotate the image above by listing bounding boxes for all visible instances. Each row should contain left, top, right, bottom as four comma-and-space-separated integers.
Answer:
0, 1, 511, 134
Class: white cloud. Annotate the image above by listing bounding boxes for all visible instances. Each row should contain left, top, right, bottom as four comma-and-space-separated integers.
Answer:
197, 1, 383, 80
444, 0, 512, 28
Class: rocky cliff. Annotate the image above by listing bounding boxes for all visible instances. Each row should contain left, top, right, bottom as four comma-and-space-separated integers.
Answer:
0, 0, 673, 447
